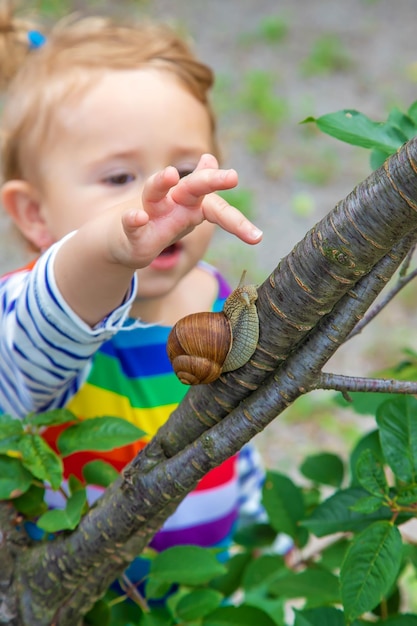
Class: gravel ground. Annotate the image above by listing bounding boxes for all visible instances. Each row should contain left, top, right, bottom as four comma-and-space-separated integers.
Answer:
3, 0, 417, 474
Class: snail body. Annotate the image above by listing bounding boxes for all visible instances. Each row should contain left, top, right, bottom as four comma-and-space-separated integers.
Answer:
167, 271, 259, 385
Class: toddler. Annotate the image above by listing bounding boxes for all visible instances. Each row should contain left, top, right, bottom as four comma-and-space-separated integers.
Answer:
0, 4, 283, 598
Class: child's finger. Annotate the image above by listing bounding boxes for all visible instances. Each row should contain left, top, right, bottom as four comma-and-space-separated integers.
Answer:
202, 193, 263, 244
193, 153, 219, 171
121, 208, 149, 234
171, 168, 238, 208
143, 166, 180, 205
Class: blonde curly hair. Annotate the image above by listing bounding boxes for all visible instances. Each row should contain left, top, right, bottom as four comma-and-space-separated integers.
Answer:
0, 2, 218, 185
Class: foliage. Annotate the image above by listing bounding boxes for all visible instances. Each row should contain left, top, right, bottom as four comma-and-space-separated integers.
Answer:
4, 392, 417, 624
303, 100, 417, 169
0, 410, 144, 530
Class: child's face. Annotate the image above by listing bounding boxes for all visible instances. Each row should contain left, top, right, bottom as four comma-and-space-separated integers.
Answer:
34, 68, 217, 299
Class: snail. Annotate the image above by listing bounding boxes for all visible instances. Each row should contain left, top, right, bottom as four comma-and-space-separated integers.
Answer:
167, 271, 259, 385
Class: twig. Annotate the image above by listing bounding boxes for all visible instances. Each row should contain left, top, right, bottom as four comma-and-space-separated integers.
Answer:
347, 265, 417, 341
120, 573, 149, 612
400, 243, 416, 277
316, 372, 417, 395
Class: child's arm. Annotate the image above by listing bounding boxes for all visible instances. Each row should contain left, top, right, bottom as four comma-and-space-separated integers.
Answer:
53, 155, 262, 327
0, 246, 137, 418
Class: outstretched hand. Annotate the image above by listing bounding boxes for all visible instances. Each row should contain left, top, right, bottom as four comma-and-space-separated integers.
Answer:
55, 154, 263, 326
115, 154, 262, 268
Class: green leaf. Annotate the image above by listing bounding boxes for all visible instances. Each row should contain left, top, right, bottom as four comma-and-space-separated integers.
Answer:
408, 100, 417, 125
13, 484, 46, 517
36, 489, 86, 532
0, 456, 33, 499
376, 396, 417, 482
396, 485, 417, 505
57, 416, 146, 456
350, 495, 385, 514
262, 471, 306, 545
303, 109, 405, 153
293, 606, 346, 626
387, 107, 417, 140
233, 522, 277, 548
340, 521, 402, 622
18, 434, 63, 490
139, 608, 172, 626
300, 452, 344, 487
0, 414, 24, 439
82, 460, 119, 487
350, 429, 383, 486
145, 577, 173, 601
203, 604, 277, 626
150, 546, 226, 586
301, 488, 393, 537
370, 147, 390, 170
355, 449, 389, 497
209, 551, 252, 596
27, 408, 79, 428
268, 568, 340, 606
68, 473, 84, 495
0, 435, 24, 458
242, 555, 285, 591
244, 594, 285, 626
175, 589, 223, 621
84, 599, 111, 626
0, 416, 25, 460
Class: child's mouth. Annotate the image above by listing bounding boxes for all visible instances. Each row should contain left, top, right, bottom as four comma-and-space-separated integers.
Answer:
150, 243, 182, 270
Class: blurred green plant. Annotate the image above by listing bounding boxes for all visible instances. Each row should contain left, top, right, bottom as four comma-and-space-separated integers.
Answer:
300, 34, 352, 77
295, 146, 339, 186
237, 70, 289, 154
239, 15, 289, 46
239, 70, 288, 128
257, 16, 289, 44
26, 0, 76, 15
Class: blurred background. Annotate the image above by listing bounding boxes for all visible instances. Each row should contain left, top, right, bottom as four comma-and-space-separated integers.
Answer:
4, 0, 417, 470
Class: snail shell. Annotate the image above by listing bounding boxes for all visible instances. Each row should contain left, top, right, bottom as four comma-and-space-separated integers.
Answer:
167, 311, 232, 385
167, 271, 259, 385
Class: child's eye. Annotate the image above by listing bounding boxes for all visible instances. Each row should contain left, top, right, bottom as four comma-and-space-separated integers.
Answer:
103, 173, 135, 186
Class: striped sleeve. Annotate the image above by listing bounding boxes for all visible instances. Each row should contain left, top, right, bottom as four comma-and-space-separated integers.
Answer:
237, 443, 268, 525
0, 236, 137, 418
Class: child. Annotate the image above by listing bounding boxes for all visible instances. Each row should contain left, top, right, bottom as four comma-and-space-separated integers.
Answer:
0, 4, 277, 592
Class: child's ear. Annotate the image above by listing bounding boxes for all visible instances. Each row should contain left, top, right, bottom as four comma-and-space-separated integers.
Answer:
1, 180, 54, 251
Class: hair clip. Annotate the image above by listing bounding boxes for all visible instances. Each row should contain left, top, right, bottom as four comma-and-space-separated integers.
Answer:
28, 30, 46, 50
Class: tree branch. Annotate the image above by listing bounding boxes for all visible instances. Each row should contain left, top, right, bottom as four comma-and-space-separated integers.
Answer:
0, 503, 29, 625
316, 372, 417, 394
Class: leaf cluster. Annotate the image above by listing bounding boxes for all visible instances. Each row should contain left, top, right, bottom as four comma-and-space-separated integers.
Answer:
303, 100, 417, 169
0, 410, 144, 531
10, 393, 416, 626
